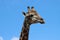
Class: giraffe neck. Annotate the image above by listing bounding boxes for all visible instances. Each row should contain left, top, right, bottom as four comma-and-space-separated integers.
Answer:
20, 19, 30, 40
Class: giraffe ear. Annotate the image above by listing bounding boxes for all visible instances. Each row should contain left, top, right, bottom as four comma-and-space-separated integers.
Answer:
22, 12, 26, 16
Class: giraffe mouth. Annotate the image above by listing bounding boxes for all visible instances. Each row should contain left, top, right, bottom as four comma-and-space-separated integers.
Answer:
40, 21, 45, 24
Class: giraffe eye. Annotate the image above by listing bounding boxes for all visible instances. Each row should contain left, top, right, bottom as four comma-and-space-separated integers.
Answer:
30, 15, 33, 17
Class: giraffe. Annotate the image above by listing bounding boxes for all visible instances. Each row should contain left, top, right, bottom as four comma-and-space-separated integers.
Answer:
19, 6, 45, 40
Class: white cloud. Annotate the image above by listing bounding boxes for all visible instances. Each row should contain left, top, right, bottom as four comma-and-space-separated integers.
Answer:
11, 37, 19, 40
0, 36, 3, 40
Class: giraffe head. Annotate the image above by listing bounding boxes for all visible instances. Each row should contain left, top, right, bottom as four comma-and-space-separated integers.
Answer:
22, 6, 45, 25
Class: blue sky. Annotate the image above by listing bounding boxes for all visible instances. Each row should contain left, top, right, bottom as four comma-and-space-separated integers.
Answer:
0, 0, 60, 40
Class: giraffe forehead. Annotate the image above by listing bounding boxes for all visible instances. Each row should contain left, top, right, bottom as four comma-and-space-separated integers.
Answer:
26, 12, 40, 17
29, 12, 35, 14
26, 13, 40, 18
30, 11, 37, 14
29, 13, 38, 16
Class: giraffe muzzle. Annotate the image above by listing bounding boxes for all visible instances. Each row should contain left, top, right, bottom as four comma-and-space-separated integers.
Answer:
38, 18, 45, 24
40, 21, 45, 24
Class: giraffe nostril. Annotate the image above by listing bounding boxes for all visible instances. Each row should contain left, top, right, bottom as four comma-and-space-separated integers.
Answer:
40, 18, 43, 20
